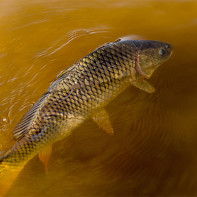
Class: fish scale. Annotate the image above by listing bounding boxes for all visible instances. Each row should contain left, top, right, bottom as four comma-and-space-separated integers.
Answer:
0, 39, 173, 172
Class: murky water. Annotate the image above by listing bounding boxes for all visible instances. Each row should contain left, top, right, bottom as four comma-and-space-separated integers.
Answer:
0, 0, 197, 196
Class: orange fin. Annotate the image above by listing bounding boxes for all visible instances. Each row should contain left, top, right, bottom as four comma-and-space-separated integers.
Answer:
131, 79, 155, 93
39, 145, 52, 173
56, 63, 77, 80
92, 109, 114, 135
114, 38, 121, 43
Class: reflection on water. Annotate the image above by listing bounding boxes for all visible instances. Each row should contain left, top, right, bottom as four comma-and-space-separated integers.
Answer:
0, 0, 197, 196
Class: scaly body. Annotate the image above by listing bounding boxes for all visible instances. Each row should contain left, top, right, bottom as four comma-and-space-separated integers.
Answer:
0, 39, 173, 195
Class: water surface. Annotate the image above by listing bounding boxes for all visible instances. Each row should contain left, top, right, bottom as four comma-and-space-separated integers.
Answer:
0, 0, 197, 196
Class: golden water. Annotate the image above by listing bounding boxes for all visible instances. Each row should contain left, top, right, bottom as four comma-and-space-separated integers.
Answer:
0, 0, 197, 196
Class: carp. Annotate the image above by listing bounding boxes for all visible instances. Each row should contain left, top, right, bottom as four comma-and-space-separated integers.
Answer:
0, 39, 173, 196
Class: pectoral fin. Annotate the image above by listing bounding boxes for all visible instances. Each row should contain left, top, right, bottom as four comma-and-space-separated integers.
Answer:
132, 79, 155, 93
92, 109, 114, 135
39, 145, 52, 173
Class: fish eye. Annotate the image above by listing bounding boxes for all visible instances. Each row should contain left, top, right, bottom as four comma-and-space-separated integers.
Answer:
159, 48, 166, 56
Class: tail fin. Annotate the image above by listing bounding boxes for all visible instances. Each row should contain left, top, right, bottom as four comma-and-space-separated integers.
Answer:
0, 154, 23, 196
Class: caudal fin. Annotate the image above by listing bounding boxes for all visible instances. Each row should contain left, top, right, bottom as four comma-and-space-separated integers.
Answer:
0, 154, 23, 196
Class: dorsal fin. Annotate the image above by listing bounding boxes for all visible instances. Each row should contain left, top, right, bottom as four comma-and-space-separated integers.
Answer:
13, 92, 49, 141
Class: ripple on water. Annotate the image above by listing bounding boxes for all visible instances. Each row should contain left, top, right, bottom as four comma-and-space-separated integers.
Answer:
36, 27, 109, 58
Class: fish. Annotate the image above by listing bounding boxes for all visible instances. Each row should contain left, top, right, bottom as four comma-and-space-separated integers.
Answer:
0, 39, 173, 195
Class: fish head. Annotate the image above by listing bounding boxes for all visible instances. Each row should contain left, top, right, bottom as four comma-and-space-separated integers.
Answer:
134, 40, 173, 78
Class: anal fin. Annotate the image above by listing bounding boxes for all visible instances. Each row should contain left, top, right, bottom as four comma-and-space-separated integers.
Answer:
39, 145, 52, 173
92, 109, 114, 135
